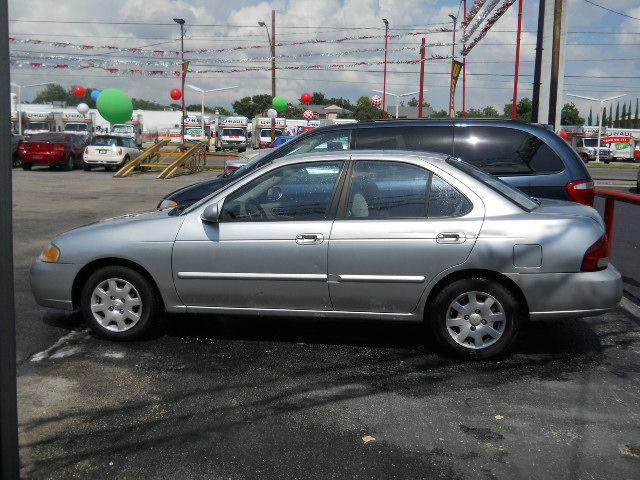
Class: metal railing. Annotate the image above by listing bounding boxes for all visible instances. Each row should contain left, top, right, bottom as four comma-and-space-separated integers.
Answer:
595, 188, 640, 252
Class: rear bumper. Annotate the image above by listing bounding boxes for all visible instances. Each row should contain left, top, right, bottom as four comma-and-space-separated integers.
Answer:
505, 264, 622, 321
20, 152, 65, 164
83, 154, 124, 165
30, 259, 80, 310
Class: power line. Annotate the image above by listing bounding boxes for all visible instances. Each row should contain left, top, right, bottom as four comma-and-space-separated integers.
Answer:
582, 0, 640, 21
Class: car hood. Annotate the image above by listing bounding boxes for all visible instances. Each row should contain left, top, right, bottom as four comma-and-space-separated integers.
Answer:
532, 198, 603, 228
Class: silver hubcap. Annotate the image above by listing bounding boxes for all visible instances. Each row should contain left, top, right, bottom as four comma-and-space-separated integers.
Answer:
446, 290, 506, 350
90, 278, 142, 332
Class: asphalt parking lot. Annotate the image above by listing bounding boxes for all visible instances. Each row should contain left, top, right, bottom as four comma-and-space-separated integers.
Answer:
12, 166, 640, 479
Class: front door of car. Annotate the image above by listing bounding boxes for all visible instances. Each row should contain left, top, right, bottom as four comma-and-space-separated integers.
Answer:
328, 159, 484, 314
172, 160, 346, 311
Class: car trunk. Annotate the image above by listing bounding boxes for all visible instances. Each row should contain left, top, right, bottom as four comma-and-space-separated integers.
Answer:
532, 198, 603, 227
23, 141, 66, 153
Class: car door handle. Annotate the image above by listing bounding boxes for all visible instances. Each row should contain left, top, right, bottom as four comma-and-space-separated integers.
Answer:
436, 233, 466, 244
296, 233, 324, 245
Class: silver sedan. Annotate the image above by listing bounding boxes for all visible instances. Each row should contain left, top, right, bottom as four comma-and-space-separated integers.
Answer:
31, 151, 622, 359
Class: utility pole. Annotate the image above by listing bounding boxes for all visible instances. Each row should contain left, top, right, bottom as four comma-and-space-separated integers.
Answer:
448, 14, 457, 118
418, 37, 426, 118
531, 0, 545, 122
173, 18, 186, 146
271, 10, 276, 141
0, 0, 20, 476
382, 18, 389, 119
547, 0, 562, 128
462, 0, 467, 118
512, 0, 524, 119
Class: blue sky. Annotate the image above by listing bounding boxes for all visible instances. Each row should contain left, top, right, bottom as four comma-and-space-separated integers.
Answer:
8, 0, 640, 118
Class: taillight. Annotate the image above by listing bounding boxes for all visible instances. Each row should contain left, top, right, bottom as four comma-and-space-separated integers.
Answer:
118, 148, 123, 155
581, 235, 609, 271
566, 179, 595, 206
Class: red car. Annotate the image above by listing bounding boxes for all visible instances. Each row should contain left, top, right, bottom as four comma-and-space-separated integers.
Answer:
20, 133, 86, 171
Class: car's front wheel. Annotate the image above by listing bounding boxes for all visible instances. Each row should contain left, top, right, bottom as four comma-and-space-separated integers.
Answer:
428, 278, 521, 359
80, 266, 161, 340
22, 162, 32, 171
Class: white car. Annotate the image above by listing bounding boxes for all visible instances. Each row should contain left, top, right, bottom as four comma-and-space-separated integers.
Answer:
83, 135, 141, 172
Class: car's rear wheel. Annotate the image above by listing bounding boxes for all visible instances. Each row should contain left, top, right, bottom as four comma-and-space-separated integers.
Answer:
22, 162, 32, 171
63, 155, 74, 171
13, 153, 21, 168
80, 266, 160, 340
428, 278, 521, 359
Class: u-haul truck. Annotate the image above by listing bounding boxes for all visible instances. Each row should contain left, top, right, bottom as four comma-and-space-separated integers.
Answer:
111, 113, 144, 147
216, 116, 249, 152
252, 117, 286, 149
23, 112, 58, 137
601, 128, 640, 161
62, 111, 96, 142
182, 115, 211, 146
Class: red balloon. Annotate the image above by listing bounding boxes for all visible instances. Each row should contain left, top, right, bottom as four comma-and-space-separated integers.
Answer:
301, 92, 312, 105
72, 86, 86, 98
559, 130, 569, 140
170, 88, 182, 101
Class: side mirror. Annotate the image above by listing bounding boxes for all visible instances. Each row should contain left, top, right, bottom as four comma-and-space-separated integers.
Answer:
201, 203, 220, 223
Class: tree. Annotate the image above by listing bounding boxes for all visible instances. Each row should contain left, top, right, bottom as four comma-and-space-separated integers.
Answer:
601, 107, 607, 128
326, 97, 353, 111
407, 97, 418, 107
634, 98, 639, 129
232, 94, 272, 118
311, 92, 326, 105
596, 114, 599, 126
350, 96, 384, 120
503, 97, 532, 121
561, 102, 584, 125
588, 107, 593, 126
621, 102, 627, 128
608, 104, 613, 127
431, 109, 449, 118
482, 105, 501, 118
33, 84, 72, 104
615, 102, 620, 127
283, 105, 304, 119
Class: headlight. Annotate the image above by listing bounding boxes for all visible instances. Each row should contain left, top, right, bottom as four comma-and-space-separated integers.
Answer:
40, 243, 60, 263
157, 199, 178, 210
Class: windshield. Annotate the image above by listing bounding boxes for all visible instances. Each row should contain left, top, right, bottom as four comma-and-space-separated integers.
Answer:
65, 123, 88, 132
222, 128, 245, 136
261, 129, 282, 139
28, 133, 67, 142
446, 157, 538, 211
583, 138, 604, 147
27, 122, 49, 131
185, 128, 204, 136
112, 125, 134, 134
91, 136, 122, 147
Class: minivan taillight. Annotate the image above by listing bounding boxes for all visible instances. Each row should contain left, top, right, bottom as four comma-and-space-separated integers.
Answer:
85, 147, 89, 154
581, 235, 609, 271
566, 179, 595, 206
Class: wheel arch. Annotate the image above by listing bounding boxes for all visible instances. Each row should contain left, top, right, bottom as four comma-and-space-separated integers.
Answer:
72, 257, 166, 311
423, 269, 530, 320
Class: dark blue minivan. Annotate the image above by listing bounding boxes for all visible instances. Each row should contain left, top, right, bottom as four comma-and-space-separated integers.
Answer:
159, 119, 594, 211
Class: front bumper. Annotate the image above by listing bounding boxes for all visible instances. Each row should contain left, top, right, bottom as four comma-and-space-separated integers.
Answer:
505, 264, 622, 321
30, 259, 81, 310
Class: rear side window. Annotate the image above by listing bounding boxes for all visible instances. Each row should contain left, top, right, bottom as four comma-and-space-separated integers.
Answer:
355, 126, 453, 155
453, 126, 564, 175
344, 161, 471, 219
283, 130, 351, 156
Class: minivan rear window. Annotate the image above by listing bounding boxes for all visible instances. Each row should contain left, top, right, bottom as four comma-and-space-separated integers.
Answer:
453, 126, 565, 175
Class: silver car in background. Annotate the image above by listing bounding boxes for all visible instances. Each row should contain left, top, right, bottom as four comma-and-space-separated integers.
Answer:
31, 151, 622, 359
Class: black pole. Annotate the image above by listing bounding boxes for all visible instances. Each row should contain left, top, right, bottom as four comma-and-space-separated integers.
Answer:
180, 23, 185, 146
548, 0, 562, 128
0, 0, 20, 476
531, 0, 545, 123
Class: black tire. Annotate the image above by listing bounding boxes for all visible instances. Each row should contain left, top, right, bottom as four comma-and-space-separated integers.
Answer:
63, 155, 74, 171
80, 266, 161, 341
581, 154, 590, 164
13, 153, 22, 168
428, 278, 521, 360
22, 162, 32, 171
83, 164, 92, 171
120, 155, 130, 169
238, 147, 246, 153
104, 165, 114, 172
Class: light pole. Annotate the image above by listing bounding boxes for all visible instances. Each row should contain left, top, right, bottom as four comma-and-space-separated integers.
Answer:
567, 93, 626, 163
173, 17, 186, 146
259, 14, 277, 141
448, 14, 457, 118
372, 89, 420, 119
382, 18, 389, 119
10, 81, 53, 135
186, 84, 238, 142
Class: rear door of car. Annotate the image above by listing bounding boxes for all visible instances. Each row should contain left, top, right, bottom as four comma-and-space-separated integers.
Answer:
327, 157, 484, 314
452, 124, 572, 200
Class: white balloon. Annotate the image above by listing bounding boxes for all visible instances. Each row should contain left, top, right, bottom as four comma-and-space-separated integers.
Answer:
77, 103, 90, 114
267, 108, 278, 118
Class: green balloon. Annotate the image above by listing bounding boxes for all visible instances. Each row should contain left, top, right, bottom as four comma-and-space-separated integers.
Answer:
272, 96, 288, 113
96, 88, 133, 124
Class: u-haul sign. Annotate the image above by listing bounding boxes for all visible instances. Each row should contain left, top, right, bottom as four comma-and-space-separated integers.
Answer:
220, 116, 248, 127
256, 117, 285, 128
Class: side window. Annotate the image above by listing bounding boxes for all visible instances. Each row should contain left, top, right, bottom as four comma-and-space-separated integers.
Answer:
220, 161, 343, 222
453, 127, 565, 175
344, 161, 471, 219
282, 130, 350, 156
355, 126, 453, 154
